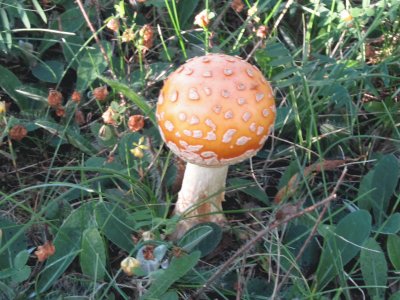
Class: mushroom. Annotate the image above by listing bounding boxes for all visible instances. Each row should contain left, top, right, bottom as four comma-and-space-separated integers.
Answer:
156, 53, 276, 237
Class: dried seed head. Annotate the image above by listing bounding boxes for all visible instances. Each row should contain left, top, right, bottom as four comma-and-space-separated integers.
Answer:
9, 125, 27, 142
55, 106, 66, 117
102, 107, 117, 125
93, 86, 109, 101
48, 89, 62, 108
231, 0, 245, 13
121, 28, 135, 43
194, 9, 216, 28
140, 24, 154, 52
106, 18, 120, 32
120, 257, 141, 276
128, 115, 145, 132
71, 90, 81, 103
256, 25, 268, 39
75, 110, 85, 125
35, 241, 56, 262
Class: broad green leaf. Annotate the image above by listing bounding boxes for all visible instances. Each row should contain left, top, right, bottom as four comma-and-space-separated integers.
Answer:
80, 228, 106, 281
177, 0, 199, 28
0, 65, 32, 111
61, 35, 85, 70
160, 290, 179, 300
0, 218, 27, 270
31, 60, 64, 83
95, 202, 136, 252
360, 238, 387, 299
373, 213, 400, 234
76, 43, 111, 90
32, 0, 47, 23
357, 168, 375, 211
315, 210, 371, 289
141, 251, 201, 300
389, 291, 400, 300
0, 8, 11, 50
371, 155, 399, 224
228, 178, 269, 204
16, 3, 30, 28
387, 235, 400, 270
37, 202, 95, 292
100, 76, 156, 126
178, 223, 222, 257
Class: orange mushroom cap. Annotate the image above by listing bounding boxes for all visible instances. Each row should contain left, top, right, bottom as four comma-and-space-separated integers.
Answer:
156, 53, 276, 167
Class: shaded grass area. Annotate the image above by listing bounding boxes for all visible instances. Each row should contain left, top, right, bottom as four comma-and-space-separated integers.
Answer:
0, 0, 399, 299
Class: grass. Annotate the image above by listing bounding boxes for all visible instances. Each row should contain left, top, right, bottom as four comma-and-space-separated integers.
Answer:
0, 0, 400, 299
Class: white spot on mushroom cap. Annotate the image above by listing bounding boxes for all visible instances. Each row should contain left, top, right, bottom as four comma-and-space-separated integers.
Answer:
179, 140, 188, 148
192, 130, 203, 138
256, 93, 264, 102
257, 126, 264, 136
164, 120, 174, 132
175, 132, 181, 137
205, 131, 217, 141
187, 145, 204, 152
179, 112, 187, 121
201, 151, 217, 158
236, 83, 246, 91
262, 109, 270, 117
237, 98, 246, 105
236, 136, 251, 145
222, 129, 237, 143
270, 105, 276, 113
203, 71, 212, 77
213, 105, 222, 114
185, 67, 193, 75
158, 94, 164, 105
224, 110, 234, 119
183, 129, 192, 136
242, 112, 252, 122
246, 68, 254, 77
167, 141, 180, 154
189, 115, 200, 125
259, 135, 268, 145
204, 87, 212, 96
170, 90, 178, 102
249, 122, 257, 132
224, 69, 233, 76
205, 119, 216, 130
189, 88, 200, 100
221, 90, 230, 98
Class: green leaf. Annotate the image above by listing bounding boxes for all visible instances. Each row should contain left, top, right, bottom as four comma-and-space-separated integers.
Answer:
389, 291, 400, 300
387, 234, 400, 270
99, 76, 156, 126
0, 65, 33, 111
141, 251, 201, 300
13, 250, 29, 269
80, 228, 106, 281
76, 43, 111, 90
177, 223, 222, 257
31, 60, 64, 83
0, 217, 27, 270
177, 0, 200, 28
16, 3, 30, 29
371, 155, 399, 224
228, 178, 269, 204
0, 8, 11, 50
160, 290, 179, 300
32, 0, 47, 23
360, 238, 387, 299
315, 210, 372, 289
374, 213, 400, 234
37, 202, 95, 292
61, 35, 85, 70
95, 202, 136, 252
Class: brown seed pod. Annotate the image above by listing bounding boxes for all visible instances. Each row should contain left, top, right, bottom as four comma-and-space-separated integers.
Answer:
48, 89, 63, 108
9, 125, 28, 142
93, 86, 109, 101
128, 115, 145, 132
71, 90, 81, 103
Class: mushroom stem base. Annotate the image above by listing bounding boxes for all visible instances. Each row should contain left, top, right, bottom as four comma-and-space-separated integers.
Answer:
173, 163, 228, 238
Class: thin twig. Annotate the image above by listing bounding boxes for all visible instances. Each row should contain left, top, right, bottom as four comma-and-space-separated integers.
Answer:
192, 168, 347, 298
75, 0, 116, 80
273, 167, 347, 294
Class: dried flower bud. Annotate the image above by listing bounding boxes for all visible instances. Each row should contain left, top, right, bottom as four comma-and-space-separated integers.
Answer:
9, 125, 27, 142
55, 106, 65, 117
0, 101, 6, 114
194, 9, 216, 28
120, 257, 141, 276
231, 0, 245, 13
48, 89, 63, 108
35, 241, 56, 262
128, 115, 145, 132
140, 24, 154, 51
256, 25, 268, 39
248, 5, 260, 23
71, 90, 81, 103
93, 86, 109, 101
75, 110, 85, 125
102, 107, 117, 125
122, 29, 135, 43
106, 18, 120, 32
142, 231, 155, 241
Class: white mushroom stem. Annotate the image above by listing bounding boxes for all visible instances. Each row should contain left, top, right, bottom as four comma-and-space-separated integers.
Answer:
174, 163, 228, 237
